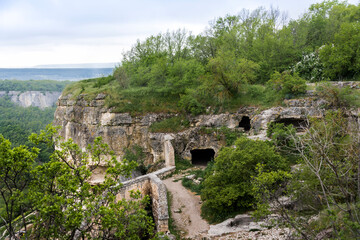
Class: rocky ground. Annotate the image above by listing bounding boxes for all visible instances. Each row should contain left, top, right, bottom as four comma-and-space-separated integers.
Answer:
164, 169, 290, 240
163, 174, 209, 238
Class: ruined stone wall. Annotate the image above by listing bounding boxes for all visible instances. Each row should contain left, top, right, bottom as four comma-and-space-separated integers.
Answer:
117, 167, 175, 232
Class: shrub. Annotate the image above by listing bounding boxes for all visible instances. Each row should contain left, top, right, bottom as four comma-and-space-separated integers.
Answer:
174, 155, 192, 173
178, 93, 205, 115
267, 122, 298, 163
292, 51, 325, 82
315, 83, 360, 108
123, 145, 147, 174
267, 71, 307, 99
149, 116, 190, 133
200, 137, 288, 223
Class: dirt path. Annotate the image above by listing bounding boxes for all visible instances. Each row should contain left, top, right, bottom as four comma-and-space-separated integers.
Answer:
163, 175, 209, 239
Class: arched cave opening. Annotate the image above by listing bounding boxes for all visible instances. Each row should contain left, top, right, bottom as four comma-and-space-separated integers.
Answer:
239, 116, 251, 131
191, 149, 215, 166
275, 118, 306, 131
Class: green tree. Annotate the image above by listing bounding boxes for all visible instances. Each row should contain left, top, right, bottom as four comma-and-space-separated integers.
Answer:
207, 49, 259, 98
253, 111, 360, 239
201, 137, 288, 223
0, 135, 38, 238
0, 127, 159, 239
320, 21, 360, 80
267, 71, 307, 98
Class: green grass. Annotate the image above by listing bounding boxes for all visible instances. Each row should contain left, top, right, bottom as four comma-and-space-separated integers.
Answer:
180, 162, 215, 195
174, 156, 193, 174
181, 178, 203, 195
149, 116, 190, 133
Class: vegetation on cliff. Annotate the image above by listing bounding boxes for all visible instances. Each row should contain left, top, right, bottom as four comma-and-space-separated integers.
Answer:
64, 0, 360, 115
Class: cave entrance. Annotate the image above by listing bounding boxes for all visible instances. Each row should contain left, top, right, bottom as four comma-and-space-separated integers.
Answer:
191, 149, 215, 166
275, 118, 307, 131
239, 116, 251, 131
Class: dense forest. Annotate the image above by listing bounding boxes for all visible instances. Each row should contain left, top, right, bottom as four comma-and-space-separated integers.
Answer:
2, 1, 360, 239
0, 79, 71, 92
0, 80, 70, 162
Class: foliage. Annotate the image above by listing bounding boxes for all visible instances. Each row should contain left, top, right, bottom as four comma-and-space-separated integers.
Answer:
174, 155, 193, 173
63, 1, 360, 114
315, 83, 360, 108
93, 75, 115, 88
178, 91, 205, 115
206, 49, 260, 98
267, 71, 307, 98
267, 122, 298, 162
320, 21, 360, 80
251, 164, 292, 219
200, 137, 288, 223
292, 50, 326, 82
254, 111, 360, 239
0, 97, 56, 162
181, 161, 215, 195
123, 145, 147, 174
0, 79, 70, 92
199, 126, 243, 146
149, 116, 190, 133
0, 135, 39, 237
0, 127, 160, 239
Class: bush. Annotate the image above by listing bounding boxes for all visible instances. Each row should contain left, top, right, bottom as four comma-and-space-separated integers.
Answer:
200, 137, 288, 223
149, 116, 190, 133
178, 93, 205, 115
123, 145, 147, 174
267, 122, 298, 163
315, 83, 360, 108
267, 71, 307, 99
292, 51, 325, 82
93, 75, 115, 88
174, 155, 192, 173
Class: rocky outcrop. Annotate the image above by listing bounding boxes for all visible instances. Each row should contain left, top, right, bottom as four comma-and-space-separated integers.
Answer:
0, 91, 61, 109
54, 95, 325, 169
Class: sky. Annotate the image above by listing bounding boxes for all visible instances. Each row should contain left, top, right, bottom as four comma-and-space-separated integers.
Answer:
0, 0, 359, 68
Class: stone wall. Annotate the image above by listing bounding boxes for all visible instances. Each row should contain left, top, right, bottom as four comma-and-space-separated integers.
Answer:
117, 167, 175, 232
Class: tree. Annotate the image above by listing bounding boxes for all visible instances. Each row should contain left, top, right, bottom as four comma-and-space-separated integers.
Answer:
0, 126, 159, 239
207, 49, 259, 99
253, 111, 360, 239
320, 21, 360, 80
267, 71, 307, 99
200, 137, 288, 223
0, 135, 38, 238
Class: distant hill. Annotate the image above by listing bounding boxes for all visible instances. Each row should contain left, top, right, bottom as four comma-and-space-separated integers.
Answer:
34, 63, 118, 68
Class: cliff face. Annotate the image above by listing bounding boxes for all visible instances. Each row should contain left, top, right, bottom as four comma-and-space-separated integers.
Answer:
0, 91, 61, 109
54, 94, 324, 169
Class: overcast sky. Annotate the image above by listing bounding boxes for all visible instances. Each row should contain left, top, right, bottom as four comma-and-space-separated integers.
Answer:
0, 0, 359, 68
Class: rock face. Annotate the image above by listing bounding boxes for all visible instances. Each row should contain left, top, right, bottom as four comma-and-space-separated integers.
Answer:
54, 94, 324, 169
0, 91, 61, 109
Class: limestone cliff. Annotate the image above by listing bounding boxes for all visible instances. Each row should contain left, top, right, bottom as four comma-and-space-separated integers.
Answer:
53, 94, 324, 169
0, 91, 61, 109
